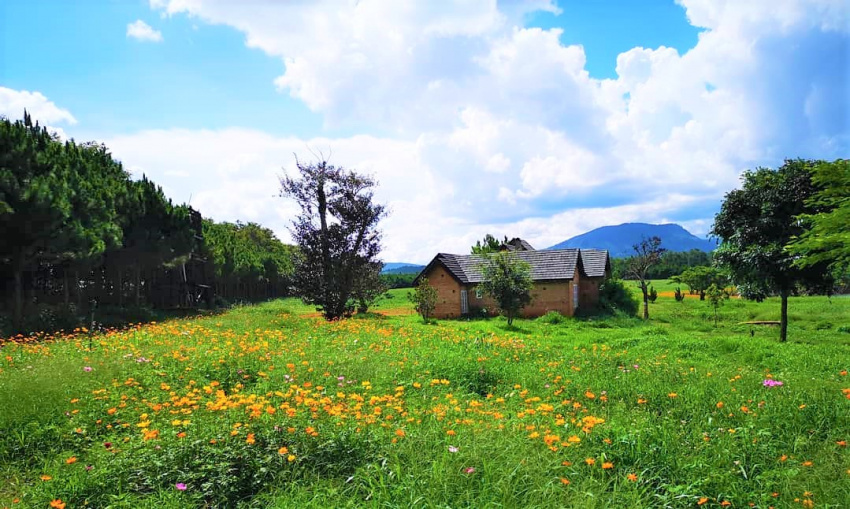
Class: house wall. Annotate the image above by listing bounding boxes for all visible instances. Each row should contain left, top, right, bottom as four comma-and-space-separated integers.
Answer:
425, 265, 463, 318
579, 276, 604, 307
468, 280, 576, 318
425, 265, 606, 320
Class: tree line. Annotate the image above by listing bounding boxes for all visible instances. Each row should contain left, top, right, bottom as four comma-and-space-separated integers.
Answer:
0, 113, 295, 334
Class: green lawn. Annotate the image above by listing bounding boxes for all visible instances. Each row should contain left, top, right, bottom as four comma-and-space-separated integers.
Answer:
1, 286, 848, 508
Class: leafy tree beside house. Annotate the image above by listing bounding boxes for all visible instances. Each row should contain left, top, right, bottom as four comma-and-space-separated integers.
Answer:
408, 277, 438, 323
712, 159, 835, 342
478, 251, 533, 326
471, 234, 505, 254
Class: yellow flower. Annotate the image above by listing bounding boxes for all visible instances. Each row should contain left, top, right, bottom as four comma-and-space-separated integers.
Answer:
667, 392, 678, 398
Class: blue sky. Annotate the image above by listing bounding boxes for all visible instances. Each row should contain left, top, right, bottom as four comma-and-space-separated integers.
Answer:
1, 0, 847, 263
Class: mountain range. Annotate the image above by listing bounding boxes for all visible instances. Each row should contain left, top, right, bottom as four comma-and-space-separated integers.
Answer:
546, 223, 716, 258
381, 263, 426, 274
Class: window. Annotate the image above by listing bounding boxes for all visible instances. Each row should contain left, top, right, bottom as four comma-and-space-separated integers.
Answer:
475, 289, 482, 299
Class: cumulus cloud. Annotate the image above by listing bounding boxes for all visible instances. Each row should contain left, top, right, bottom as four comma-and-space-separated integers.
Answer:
0, 87, 77, 125
7, 1, 845, 262
127, 20, 163, 42
0, 87, 77, 139
137, 0, 848, 258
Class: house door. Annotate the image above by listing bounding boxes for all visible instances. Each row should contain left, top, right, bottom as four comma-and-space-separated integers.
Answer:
460, 289, 469, 315
572, 283, 579, 311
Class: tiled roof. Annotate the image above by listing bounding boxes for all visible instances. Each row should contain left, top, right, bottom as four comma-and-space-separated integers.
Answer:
578, 249, 609, 277
418, 248, 608, 284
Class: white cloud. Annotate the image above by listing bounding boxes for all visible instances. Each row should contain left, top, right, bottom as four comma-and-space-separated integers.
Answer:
127, 20, 163, 42
0, 87, 77, 139
0, 87, 77, 125
7, 0, 845, 263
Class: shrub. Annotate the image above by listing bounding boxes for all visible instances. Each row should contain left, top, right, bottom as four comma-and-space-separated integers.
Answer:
537, 310, 565, 324
597, 278, 640, 316
408, 278, 438, 323
648, 285, 658, 303
674, 287, 685, 302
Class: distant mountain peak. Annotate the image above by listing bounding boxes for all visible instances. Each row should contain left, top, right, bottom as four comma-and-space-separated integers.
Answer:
546, 223, 715, 258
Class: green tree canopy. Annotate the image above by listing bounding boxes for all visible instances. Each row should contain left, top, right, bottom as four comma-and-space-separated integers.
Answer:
786, 159, 850, 272
711, 159, 834, 342
478, 251, 533, 326
471, 234, 505, 255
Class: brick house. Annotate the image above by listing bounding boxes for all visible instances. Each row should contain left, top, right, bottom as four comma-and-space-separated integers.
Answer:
413, 248, 610, 319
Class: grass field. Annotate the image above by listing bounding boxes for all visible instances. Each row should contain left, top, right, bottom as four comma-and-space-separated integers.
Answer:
1, 282, 848, 508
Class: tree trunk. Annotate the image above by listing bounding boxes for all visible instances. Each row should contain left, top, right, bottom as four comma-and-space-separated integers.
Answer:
641, 281, 649, 319
75, 270, 82, 308
135, 266, 141, 307
13, 263, 23, 330
63, 269, 70, 307
779, 289, 789, 342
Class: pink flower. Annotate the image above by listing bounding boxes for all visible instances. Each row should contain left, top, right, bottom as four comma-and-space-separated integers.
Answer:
175, 483, 187, 491
448, 446, 459, 453
763, 379, 783, 387
83, 366, 92, 372
464, 467, 475, 474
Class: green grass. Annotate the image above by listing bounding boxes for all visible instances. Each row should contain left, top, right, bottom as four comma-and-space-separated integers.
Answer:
1, 286, 848, 508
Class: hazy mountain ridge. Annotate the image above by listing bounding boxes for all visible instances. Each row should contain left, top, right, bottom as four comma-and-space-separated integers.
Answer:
381, 263, 426, 274
546, 223, 716, 258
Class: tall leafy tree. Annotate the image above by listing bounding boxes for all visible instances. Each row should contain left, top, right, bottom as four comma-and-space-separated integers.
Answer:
471, 234, 504, 254
280, 159, 386, 319
478, 251, 533, 326
786, 159, 850, 272
625, 236, 665, 319
712, 159, 834, 342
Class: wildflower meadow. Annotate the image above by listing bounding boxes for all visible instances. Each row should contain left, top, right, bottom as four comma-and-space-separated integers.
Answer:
1, 288, 848, 508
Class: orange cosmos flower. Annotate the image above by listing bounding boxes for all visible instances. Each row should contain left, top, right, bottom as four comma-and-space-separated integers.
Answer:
602, 462, 614, 470
560, 478, 570, 485
697, 497, 709, 505
802, 461, 813, 467
40, 475, 52, 481
627, 473, 638, 482
720, 501, 731, 507
278, 446, 289, 455
668, 393, 678, 398
584, 458, 595, 466
246, 433, 255, 445
65, 457, 77, 465
716, 401, 724, 409
49, 500, 66, 509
